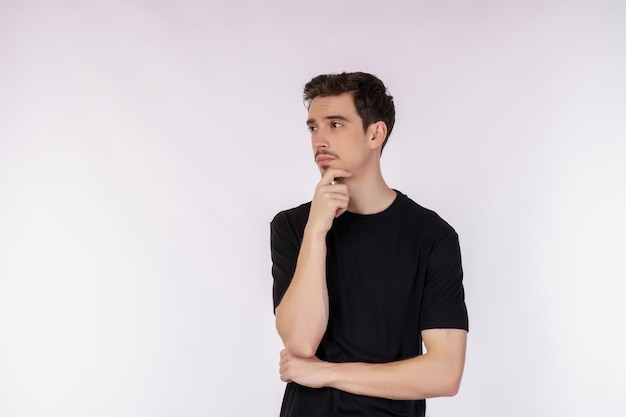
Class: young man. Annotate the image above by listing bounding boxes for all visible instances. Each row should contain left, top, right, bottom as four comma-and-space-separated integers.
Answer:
270, 72, 468, 417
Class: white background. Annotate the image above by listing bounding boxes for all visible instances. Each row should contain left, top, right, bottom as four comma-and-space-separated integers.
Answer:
1, 1, 625, 416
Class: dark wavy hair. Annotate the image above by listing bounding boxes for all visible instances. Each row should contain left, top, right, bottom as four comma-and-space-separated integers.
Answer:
303, 72, 396, 152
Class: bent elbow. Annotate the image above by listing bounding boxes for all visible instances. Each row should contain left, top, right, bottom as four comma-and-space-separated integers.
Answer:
275, 311, 325, 358
419, 368, 463, 399
290, 346, 318, 359
442, 380, 461, 397
439, 371, 463, 397
276, 320, 323, 358
283, 338, 319, 358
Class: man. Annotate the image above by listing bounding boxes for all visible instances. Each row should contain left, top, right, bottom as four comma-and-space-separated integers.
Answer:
270, 72, 468, 417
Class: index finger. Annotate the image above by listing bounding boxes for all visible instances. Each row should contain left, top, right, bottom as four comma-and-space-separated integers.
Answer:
320, 168, 352, 184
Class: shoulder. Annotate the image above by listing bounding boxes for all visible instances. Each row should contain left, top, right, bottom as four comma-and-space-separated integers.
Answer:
270, 202, 311, 233
394, 191, 457, 238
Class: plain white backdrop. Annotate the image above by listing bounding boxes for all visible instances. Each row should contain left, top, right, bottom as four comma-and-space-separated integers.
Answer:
1, 0, 625, 416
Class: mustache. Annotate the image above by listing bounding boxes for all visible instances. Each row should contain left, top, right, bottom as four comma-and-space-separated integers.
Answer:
315, 150, 339, 158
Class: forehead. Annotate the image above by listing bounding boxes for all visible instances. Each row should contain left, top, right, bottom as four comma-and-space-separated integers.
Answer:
307, 92, 359, 120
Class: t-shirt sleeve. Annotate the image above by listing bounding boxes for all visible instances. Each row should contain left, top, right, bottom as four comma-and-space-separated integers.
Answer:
420, 230, 469, 331
270, 212, 301, 312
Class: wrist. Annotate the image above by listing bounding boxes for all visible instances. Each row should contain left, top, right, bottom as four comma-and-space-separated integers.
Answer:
322, 361, 341, 388
304, 223, 329, 240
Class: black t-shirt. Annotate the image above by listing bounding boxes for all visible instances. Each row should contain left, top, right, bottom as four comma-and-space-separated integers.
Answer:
270, 191, 468, 417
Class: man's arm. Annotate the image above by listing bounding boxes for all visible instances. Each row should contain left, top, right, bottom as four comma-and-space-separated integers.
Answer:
279, 328, 467, 400
275, 224, 328, 358
275, 169, 351, 358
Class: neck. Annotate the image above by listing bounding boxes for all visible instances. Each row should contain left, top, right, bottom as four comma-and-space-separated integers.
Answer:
345, 168, 396, 215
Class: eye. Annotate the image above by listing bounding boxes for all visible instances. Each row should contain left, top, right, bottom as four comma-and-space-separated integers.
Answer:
331, 122, 343, 128
308, 125, 318, 132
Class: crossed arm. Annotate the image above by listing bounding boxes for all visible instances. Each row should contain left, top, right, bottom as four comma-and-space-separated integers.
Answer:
274, 169, 467, 400
278, 328, 467, 400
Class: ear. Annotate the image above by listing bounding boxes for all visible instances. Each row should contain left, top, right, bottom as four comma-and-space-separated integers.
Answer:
368, 121, 388, 151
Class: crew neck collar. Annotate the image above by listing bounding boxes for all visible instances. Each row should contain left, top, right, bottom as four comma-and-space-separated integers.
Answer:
342, 190, 403, 220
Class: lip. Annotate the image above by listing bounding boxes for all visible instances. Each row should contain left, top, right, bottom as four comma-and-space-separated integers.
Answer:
316, 155, 336, 164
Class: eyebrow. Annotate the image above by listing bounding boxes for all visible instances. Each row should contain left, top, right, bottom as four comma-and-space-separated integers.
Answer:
306, 115, 351, 125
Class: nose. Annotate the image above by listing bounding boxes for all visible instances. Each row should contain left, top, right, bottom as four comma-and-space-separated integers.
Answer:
312, 129, 329, 149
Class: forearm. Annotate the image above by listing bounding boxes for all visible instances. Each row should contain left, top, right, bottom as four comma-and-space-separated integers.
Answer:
280, 329, 468, 400
275, 226, 329, 357
326, 351, 464, 400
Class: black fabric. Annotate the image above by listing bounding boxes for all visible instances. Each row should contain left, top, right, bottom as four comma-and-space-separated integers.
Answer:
270, 191, 468, 417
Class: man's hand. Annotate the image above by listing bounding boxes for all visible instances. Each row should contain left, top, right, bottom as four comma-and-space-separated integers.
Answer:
279, 349, 334, 389
308, 169, 352, 235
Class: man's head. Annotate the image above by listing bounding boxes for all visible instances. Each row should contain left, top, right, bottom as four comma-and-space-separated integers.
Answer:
303, 72, 395, 153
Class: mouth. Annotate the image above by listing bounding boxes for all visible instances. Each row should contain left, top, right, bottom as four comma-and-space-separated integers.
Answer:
315, 152, 337, 165
316, 156, 336, 165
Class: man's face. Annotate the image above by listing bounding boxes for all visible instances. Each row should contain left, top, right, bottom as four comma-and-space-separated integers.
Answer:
306, 93, 372, 176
